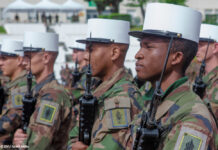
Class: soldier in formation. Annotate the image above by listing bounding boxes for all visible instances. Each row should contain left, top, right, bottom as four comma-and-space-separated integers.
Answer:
196, 24, 218, 120
0, 39, 31, 146
13, 32, 72, 150
70, 18, 142, 150
125, 3, 218, 150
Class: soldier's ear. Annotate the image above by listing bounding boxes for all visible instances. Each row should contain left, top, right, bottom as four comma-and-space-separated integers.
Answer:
171, 51, 184, 66
213, 42, 218, 55
110, 45, 120, 61
42, 52, 50, 64
17, 56, 23, 67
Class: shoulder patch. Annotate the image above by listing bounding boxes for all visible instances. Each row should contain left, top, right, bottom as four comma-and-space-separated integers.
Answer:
36, 100, 59, 126
12, 93, 24, 108
110, 109, 129, 128
174, 126, 208, 150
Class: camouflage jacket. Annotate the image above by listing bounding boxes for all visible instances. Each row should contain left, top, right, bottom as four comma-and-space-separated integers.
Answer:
68, 68, 142, 150
24, 73, 72, 150
126, 77, 218, 150
70, 66, 101, 105
0, 71, 29, 145
203, 66, 218, 121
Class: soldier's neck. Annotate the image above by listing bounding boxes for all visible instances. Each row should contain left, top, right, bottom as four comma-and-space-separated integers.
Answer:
205, 56, 218, 74
35, 69, 54, 84
11, 68, 24, 81
101, 65, 122, 82
152, 71, 182, 92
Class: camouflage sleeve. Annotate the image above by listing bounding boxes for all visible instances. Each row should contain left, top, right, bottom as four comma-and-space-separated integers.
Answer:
0, 91, 23, 136
0, 107, 22, 135
24, 90, 72, 150
87, 91, 141, 150
126, 103, 218, 150
206, 86, 218, 120
160, 113, 217, 150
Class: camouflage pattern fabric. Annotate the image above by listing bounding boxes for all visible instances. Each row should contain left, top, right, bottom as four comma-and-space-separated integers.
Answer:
68, 67, 142, 150
24, 73, 72, 150
126, 77, 218, 150
0, 71, 30, 145
60, 65, 74, 88
203, 66, 218, 121
186, 58, 201, 84
70, 66, 101, 106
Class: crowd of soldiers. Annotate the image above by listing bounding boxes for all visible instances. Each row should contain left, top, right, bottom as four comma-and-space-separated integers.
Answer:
0, 2, 217, 150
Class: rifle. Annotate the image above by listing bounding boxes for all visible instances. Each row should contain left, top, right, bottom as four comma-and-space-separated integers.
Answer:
21, 47, 37, 133
79, 33, 98, 145
72, 58, 81, 87
133, 33, 180, 150
0, 81, 5, 114
193, 39, 211, 99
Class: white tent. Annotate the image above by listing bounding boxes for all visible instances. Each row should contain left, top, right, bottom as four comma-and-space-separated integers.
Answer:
3, 0, 33, 13
61, 0, 85, 12
34, 0, 61, 12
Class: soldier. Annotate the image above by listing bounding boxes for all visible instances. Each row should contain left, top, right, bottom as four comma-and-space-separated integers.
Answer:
196, 24, 218, 120
70, 18, 142, 150
69, 40, 100, 105
0, 39, 29, 145
126, 3, 217, 150
13, 32, 72, 150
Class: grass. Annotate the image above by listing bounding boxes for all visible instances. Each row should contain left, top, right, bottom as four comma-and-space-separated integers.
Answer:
130, 25, 143, 31
0, 26, 6, 34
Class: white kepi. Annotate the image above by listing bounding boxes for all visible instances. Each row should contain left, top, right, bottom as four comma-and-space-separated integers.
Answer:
22, 32, 59, 52
199, 24, 218, 42
129, 3, 202, 43
69, 39, 86, 51
77, 18, 130, 44
0, 39, 23, 56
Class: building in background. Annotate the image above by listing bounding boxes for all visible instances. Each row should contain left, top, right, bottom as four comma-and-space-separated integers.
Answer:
0, 0, 217, 25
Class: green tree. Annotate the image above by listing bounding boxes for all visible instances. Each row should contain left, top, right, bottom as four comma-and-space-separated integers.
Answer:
86, 0, 123, 15
159, 0, 187, 5
126, 0, 149, 20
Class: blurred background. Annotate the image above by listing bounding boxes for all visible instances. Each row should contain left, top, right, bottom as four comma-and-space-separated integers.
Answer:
0, 0, 217, 82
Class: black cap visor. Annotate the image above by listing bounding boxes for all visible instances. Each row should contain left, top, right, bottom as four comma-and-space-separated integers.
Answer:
0, 51, 18, 57
16, 46, 44, 52
129, 30, 182, 39
199, 38, 215, 43
69, 47, 85, 51
77, 38, 114, 44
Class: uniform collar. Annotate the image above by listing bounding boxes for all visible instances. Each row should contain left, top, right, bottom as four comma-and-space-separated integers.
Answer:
34, 73, 55, 94
6, 70, 27, 89
163, 76, 188, 99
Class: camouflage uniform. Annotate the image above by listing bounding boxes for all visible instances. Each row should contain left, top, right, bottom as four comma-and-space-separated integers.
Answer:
186, 58, 201, 84
70, 66, 101, 105
60, 65, 73, 88
126, 77, 218, 150
0, 71, 29, 145
203, 66, 218, 121
68, 68, 142, 150
24, 73, 72, 150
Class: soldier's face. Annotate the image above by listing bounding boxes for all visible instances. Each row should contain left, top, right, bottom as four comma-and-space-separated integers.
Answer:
84, 43, 110, 78
24, 52, 44, 75
197, 42, 214, 63
135, 37, 169, 81
72, 49, 85, 64
0, 56, 19, 78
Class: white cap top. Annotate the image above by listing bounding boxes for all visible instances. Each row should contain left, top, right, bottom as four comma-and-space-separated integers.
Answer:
69, 40, 86, 51
200, 24, 218, 42
77, 18, 130, 44
129, 3, 202, 43
0, 39, 23, 56
23, 31, 59, 52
